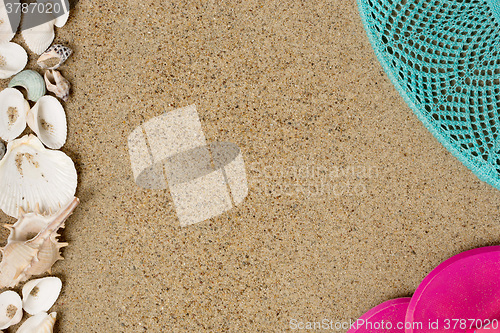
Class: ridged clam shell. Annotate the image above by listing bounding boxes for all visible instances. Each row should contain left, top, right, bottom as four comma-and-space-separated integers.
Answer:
44, 69, 70, 101
0, 135, 77, 218
22, 277, 62, 315
27, 95, 67, 149
37, 44, 73, 70
21, 20, 55, 55
16, 312, 56, 333
0, 1, 20, 43
8, 70, 46, 102
0, 290, 22, 329
0, 198, 78, 288
0, 42, 27, 79
0, 88, 29, 142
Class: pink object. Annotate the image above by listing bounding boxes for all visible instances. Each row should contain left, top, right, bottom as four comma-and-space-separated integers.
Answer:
406, 246, 500, 333
348, 298, 411, 333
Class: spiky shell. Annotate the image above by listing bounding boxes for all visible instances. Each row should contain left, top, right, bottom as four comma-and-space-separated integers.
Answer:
44, 69, 70, 102
21, 20, 55, 55
22, 277, 62, 315
16, 312, 56, 333
8, 70, 46, 102
0, 290, 22, 329
27, 95, 67, 149
0, 135, 77, 218
0, 42, 27, 79
0, 197, 78, 288
0, 88, 29, 142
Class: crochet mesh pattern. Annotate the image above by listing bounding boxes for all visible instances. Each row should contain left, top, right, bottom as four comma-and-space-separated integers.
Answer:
358, 0, 500, 189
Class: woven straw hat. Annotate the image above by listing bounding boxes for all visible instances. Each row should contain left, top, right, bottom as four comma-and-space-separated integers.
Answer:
358, 0, 500, 189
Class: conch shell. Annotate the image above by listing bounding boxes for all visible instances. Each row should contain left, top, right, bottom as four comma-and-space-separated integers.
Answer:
44, 69, 70, 102
0, 197, 79, 288
37, 44, 73, 70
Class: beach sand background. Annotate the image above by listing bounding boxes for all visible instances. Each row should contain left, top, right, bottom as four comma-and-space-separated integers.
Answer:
1, 0, 499, 332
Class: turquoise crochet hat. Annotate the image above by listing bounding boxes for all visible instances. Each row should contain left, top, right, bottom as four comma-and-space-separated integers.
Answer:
358, 0, 500, 189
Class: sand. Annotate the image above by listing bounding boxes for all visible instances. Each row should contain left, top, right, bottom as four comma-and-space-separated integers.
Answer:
0, 0, 499, 332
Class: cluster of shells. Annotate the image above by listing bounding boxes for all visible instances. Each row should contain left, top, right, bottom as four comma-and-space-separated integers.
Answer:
0, 1, 79, 332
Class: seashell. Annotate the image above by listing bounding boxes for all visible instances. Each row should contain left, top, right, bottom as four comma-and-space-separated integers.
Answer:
54, 0, 70, 28
27, 95, 67, 149
16, 312, 56, 333
44, 69, 70, 102
0, 42, 27, 79
0, 197, 78, 288
0, 141, 4, 161
0, 290, 22, 329
37, 44, 73, 70
22, 277, 62, 315
0, 1, 20, 43
0, 134, 77, 218
0, 88, 29, 142
21, 20, 55, 55
8, 70, 46, 102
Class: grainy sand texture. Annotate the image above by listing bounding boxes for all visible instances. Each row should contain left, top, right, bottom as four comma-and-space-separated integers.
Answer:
0, 0, 499, 332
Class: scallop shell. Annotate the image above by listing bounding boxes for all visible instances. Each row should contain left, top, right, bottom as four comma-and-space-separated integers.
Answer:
54, 1, 70, 28
16, 312, 56, 333
0, 197, 78, 288
21, 20, 55, 55
27, 95, 67, 149
22, 277, 62, 315
8, 70, 46, 102
0, 0, 20, 43
0, 291, 22, 329
0, 134, 77, 218
0, 88, 29, 142
0, 42, 27, 79
44, 69, 70, 102
37, 44, 73, 70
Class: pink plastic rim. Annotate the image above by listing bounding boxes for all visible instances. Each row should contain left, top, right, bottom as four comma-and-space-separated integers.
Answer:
406, 246, 500, 333
348, 298, 411, 333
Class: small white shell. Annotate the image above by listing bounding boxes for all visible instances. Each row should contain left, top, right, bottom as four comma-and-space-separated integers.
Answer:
27, 95, 67, 149
16, 312, 56, 333
0, 0, 20, 43
0, 134, 77, 218
0, 42, 27, 79
21, 20, 55, 55
8, 70, 46, 102
44, 69, 70, 101
0, 290, 22, 329
37, 44, 73, 70
54, 2, 70, 28
22, 277, 62, 315
0, 88, 29, 142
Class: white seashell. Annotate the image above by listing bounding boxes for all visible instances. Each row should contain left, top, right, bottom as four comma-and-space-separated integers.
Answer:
16, 312, 56, 333
0, 290, 22, 329
0, 141, 4, 160
0, 42, 27, 79
21, 20, 55, 55
0, 135, 77, 218
22, 277, 62, 315
27, 95, 67, 149
0, 1, 20, 43
0, 88, 29, 142
0, 197, 78, 288
44, 69, 70, 102
54, 3, 70, 28
37, 44, 73, 70
8, 70, 46, 102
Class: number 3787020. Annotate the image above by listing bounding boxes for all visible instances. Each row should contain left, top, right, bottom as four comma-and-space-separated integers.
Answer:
5, 2, 64, 14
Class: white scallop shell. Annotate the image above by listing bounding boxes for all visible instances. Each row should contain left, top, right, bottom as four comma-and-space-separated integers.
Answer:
0, 1, 20, 43
0, 88, 29, 142
27, 95, 67, 149
0, 42, 27, 79
0, 134, 77, 218
16, 312, 56, 333
0, 290, 22, 329
22, 277, 62, 315
21, 20, 55, 55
